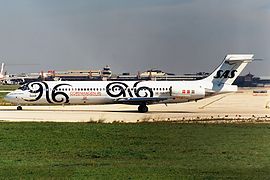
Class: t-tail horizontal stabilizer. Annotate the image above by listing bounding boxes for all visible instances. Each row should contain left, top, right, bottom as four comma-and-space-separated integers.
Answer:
200, 54, 254, 92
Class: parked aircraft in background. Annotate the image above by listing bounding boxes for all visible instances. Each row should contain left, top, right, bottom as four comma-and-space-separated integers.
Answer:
0, 63, 5, 81
0, 63, 41, 85
5, 54, 254, 112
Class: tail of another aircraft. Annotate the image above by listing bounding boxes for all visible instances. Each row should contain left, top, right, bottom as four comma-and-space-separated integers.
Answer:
199, 54, 254, 92
0, 63, 4, 74
0, 63, 4, 79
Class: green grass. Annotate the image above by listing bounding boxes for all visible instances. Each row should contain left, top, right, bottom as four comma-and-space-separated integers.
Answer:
0, 85, 19, 91
0, 92, 10, 105
0, 122, 270, 179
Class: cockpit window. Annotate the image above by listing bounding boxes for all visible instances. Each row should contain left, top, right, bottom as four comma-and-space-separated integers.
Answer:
18, 84, 30, 91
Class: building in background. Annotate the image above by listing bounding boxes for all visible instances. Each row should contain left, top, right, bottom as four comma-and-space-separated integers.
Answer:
1, 64, 270, 87
233, 73, 270, 87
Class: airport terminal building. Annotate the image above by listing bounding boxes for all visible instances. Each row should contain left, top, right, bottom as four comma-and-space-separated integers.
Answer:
3, 66, 270, 87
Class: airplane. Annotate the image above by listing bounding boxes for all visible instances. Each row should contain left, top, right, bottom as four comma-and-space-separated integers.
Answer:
4, 54, 254, 112
0, 62, 42, 85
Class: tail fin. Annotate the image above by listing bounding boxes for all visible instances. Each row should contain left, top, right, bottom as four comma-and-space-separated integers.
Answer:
200, 54, 254, 92
0, 63, 4, 78
0, 63, 4, 75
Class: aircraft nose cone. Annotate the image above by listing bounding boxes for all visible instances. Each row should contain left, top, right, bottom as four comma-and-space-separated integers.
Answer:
4, 92, 17, 103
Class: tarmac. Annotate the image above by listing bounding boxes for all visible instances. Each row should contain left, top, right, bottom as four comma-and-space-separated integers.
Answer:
0, 88, 269, 123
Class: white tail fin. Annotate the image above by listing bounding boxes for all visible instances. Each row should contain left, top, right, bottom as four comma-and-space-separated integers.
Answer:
0, 63, 4, 75
0, 63, 4, 79
200, 54, 254, 92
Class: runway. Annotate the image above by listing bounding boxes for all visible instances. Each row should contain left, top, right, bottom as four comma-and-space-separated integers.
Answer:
0, 89, 269, 123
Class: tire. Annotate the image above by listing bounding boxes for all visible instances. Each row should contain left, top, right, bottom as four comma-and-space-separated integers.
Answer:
138, 105, 148, 113
17, 106, 22, 110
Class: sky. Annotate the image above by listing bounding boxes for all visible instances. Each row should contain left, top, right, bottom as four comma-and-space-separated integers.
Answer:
0, 0, 269, 76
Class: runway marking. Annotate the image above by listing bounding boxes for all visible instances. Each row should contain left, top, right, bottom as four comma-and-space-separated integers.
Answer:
199, 94, 230, 109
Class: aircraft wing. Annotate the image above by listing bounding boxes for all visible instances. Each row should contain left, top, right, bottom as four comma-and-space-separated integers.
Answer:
115, 97, 169, 105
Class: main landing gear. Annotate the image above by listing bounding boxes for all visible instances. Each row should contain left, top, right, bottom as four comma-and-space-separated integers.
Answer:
138, 104, 148, 113
17, 106, 22, 110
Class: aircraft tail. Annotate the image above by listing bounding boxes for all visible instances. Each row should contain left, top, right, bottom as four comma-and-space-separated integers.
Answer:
0, 63, 4, 78
0, 63, 4, 75
199, 54, 254, 92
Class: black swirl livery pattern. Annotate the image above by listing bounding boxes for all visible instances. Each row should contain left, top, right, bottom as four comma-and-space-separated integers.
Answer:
23, 82, 71, 104
106, 82, 129, 97
23, 81, 153, 103
52, 84, 72, 103
106, 81, 153, 98
24, 82, 44, 102
133, 81, 153, 97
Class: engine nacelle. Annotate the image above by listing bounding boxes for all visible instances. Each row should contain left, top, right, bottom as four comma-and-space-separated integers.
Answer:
171, 85, 205, 101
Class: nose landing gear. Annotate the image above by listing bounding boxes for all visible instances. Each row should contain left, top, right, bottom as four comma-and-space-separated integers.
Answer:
17, 106, 22, 110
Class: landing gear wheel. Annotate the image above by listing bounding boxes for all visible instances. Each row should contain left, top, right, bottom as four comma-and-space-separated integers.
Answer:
17, 106, 22, 110
138, 105, 148, 113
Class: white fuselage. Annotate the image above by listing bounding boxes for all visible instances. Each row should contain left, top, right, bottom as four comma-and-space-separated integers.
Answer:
5, 80, 206, 105
4, 54, 254, 112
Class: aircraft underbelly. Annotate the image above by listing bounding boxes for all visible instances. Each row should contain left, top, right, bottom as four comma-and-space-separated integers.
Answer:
69, 96, 113, 105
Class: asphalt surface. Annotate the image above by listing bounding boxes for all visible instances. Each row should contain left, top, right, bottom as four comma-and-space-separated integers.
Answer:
0, 89, 269, 123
